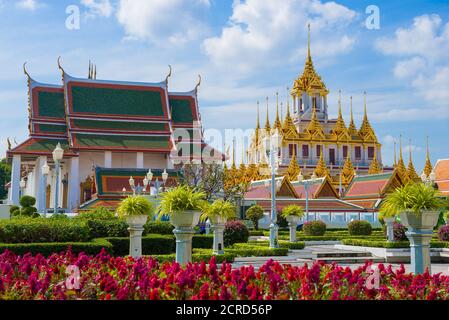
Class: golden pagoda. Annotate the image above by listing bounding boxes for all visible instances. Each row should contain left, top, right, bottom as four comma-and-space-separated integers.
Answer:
358, 92, 377, 142
396, 136, 409, 183
347, 96, 359, 137
341, 154, 355, 185
330, 91, 350, 141
245, 162, 260, 183
422, 137, 433, 178
407, 139, 420, 182
368, 151, 382, 175
272, 92, 282, 133
282, 95, 300, 140
314, 152, 330, 178
286, 150, 301, 181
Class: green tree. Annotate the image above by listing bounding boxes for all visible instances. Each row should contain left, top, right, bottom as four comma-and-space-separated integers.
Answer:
245, 205, 265, 230
0, 158, 11, 200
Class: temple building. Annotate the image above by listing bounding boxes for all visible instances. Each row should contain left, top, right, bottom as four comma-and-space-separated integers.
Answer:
247, 25, 384, 189
6, 61, 222, 212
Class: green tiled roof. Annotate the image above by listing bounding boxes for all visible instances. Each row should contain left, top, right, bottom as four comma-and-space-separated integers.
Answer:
170, 98, 194, 123
36, 124, 67, 134
71, 86, 165, 117
72, 119, 167, 132
73, 134, 171, 150
38, 91, 65, 118
353, 172, 393, 182
25, 139, 70, 152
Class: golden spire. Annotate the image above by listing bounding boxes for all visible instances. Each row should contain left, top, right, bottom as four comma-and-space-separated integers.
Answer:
273, 92, 282, 132
423, 136, 433, 178
331, 90, 349, 139
368, 146, 382, 175
396, 135, 409, 183
305, 106, 325, 138
264, 97, 271, 134
307, 23, 311, 61
347, 96, 358, 136
314, 152, 330, 178
253, 101, 261, 147
358, 92, 377, 142
341, 153, 355, 185
393, 140, 397, 167
286, 149, 301, 181
407, 139, 420, 182
282, 88, 299, 138
256, 100, 261, 130
239, 144, 248, 186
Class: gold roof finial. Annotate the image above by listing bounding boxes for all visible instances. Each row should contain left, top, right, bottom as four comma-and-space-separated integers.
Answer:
423, 136, 433, 178
359, 91, 377, 142
194, 75, 202, 94
166, 65, 172, 85
394, 140, 397, 167
396, 135, 409, 183
273, 92, 282, 131
348, 96, 358, 136
407, 138, 419, 181
307, 23, 311, 61
265, 96, 271, 133
23, 62, 31, 80
256, 100, 260, 130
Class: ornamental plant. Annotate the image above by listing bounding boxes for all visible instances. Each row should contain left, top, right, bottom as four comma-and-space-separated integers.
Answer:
10, 196, 39, 218
280, 205, 304, 219
116, 196, 154, 218
158, 185, 206, 219
302, 220, 326, 236
245, 205, 264, 230
438, 225, 449, 241
200, 200, 236, 222
223, 220, 249, 246
393, 223, 407, 241
380, 183, 443, 216
348, 220, 372, 236
444, 211, 449, 221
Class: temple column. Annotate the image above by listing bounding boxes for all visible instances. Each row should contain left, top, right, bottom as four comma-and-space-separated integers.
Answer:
136, 152, 144, 169
9, 155, 21, 205
104, 151, 112, 168
36, 156, 47, 213
68, 157, 80, 211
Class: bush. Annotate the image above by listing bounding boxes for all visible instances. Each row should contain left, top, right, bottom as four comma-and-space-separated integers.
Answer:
0, 218, 91, 243
348, 220, 372, 236
105, 235, 175, 256
249, 230, 264, 236
144, 221, 174, 235
86, 219, 129, 238
245, 205, 264, 230
20, 196, 36, 207
277, 215, 288, 228
75, 207, 115, 220
393, 223, 408, 241
438, 225, 449, 241
192, 234, 214, 248
10, 196, 39, 218
302, 221, 326, 236
0, 239, 113, 256
224, 220, 249, 246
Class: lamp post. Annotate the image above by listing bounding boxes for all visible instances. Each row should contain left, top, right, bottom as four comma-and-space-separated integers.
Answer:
297, 172, 317, 222
263, 129, 281, 249
42, 162, 50, 217
421, 170, 436, 186
147, 169, 169, 197
52, 143, 64, 215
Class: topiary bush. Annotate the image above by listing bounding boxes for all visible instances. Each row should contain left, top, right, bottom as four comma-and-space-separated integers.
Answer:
224, 220, 249, 246
348, 220, 373, 236
438, 225, 449, 241
302, 221, 326, 236
393, 222, 408, 241
10, 196, 39, 218
144, 221, 175, 235
245, 205, 265, 230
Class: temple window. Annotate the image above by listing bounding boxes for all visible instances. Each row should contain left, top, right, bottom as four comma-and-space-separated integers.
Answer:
355, 146, 362, 160
343, 146, 348, 159
288, 144, 297, 157
302, 145, 309, 158
316, 145, 321, 157
312, 97, 317, 109
368, 146, 375, 160
329, 149, 336, 165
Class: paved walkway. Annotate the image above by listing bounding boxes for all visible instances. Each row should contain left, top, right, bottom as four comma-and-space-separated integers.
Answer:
232, 245, 449, 275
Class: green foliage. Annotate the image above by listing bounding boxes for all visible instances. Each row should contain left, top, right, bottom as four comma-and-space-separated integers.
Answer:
158, 185, 206, 218
19, 196, 36, 207
201, 199, 236, 222
381, 183, 443, 216
227, 243, 289, 257
192, 234, 214, 249
0, 158, 11, 200
150, 250, 235, 264
85, 219, 129, 238
0, 239, 113, 257
75, 207, 115, 220
341, 238, 449, 249
247, 240, 305, 250
348, 220, 373, 236
302, 221, 327, 236
105, 235, 176, 256
245, 205, 264, 230
117, 196, 154, 218
144, 221, 174, 235
0, 218, 91, 243
249, 230, 264, 236
280, 205, 304, 219
9, 206, 20, 215
223, 220, 249, 246
10, 196, 39, 218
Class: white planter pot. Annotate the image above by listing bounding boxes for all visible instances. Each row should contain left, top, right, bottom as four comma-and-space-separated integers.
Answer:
171, 210, 202, 228
170, 210, 202, 265
400, 210, 439, 274
286, 216, 300, 243
125, 215, 149, 258
210, 215, 227, 226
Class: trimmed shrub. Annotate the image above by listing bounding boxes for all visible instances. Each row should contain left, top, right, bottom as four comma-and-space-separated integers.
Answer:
192, 234, 214, 249
302, 221, 326, 236
224, 220, 249, 246
10, 196, 39, 218
106, 235, 175, 256
227, 243, 289, 257
393, 223, 408, 241
277, 215, 288, 228
245, 205, 264, 230
86, 219, 129, 238
348, 220, 372, 236
75, 207, 115, 220
438, 225, 449, 241
144, 221, 175, 235
19, 196, 36, 207
248, 240, 305, 250
0, 218, 90, 243
0, 239, 113, 256
249, 230, 264, 236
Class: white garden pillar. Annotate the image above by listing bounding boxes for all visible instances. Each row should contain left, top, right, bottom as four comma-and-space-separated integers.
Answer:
126, 216, 148, 258
212, 223, 225, 255
9, 155, 21, 205
36, 156, 47, 213
67, 157, 80, 211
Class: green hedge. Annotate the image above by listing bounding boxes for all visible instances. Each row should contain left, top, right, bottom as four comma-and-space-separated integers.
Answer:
0, 218, 91, 243
85, 219, 129, 238
227, 243, 289, 257
248, 240, 305, 250
249, 230, 265, 236
192, 235, 214, 249
341, 239, 449, 248
105, 235, 176, 256
0, 239, 113, 256
144, 221, 174, 235
151, 250, 236, 263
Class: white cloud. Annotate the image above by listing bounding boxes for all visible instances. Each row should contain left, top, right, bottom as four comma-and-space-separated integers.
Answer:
203, 0, 356, 72
116, 0, 211, 45
376, 14, 449, 109
16, 0, 40, 11
81, 0, 113, 18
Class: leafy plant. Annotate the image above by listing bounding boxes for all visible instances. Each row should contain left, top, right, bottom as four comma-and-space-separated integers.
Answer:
245, 205, 265, 230
158, 185, 206, 218
348, 220, 372, 236
200, 199, 236, 222
438, 225, 449, 241
280, 205, 304, 219
302, 221, 326, 236
223, 220, 249, 246
75, 207, 115, 220
444, 211, 449, 221
393, 222, 408, 241
10, 196, 39, 218
117, 196, 154, 218
380, 183, 443, 216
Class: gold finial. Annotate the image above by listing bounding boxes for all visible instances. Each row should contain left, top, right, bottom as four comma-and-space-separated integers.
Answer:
195, 75, 202, 93
423, 136, 433, 178
265, 97, 271, 133
409, 138, 413, 162
399, 135, 403, 161
407, 138, 419, 181
363, 91, 368, 119
7, 137, 11, 150
57, 56, 65, 73
23, 62, 31, 80
256, 100, 260, 129
394, 140, 397, 167
307, 23, 311, 60
166, 65, 172, 84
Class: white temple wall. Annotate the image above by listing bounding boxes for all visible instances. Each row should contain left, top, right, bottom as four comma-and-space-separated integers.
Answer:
112, 152, 136, 169
144, 153, 168, 169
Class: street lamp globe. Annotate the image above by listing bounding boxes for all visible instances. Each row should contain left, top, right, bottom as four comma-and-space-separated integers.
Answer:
129, 176, 135, 189
42, 162, 50, 175
162, 169, 169, 183
52, 143, 64, 162
146, 169, 153, 182
420, 172, 428, 183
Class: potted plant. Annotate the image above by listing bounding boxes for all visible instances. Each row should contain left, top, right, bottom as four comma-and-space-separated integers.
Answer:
117, 196, 154, 258
381, 183, 443, 274
201, 199, 236, 255
280, 205, 304, 243
159, 185, 206, 264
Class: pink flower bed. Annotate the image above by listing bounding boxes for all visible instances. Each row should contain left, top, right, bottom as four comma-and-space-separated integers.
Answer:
1, 249, 449, 300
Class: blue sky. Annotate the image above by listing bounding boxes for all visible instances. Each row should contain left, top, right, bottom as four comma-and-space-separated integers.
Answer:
1, 0, 449, 172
